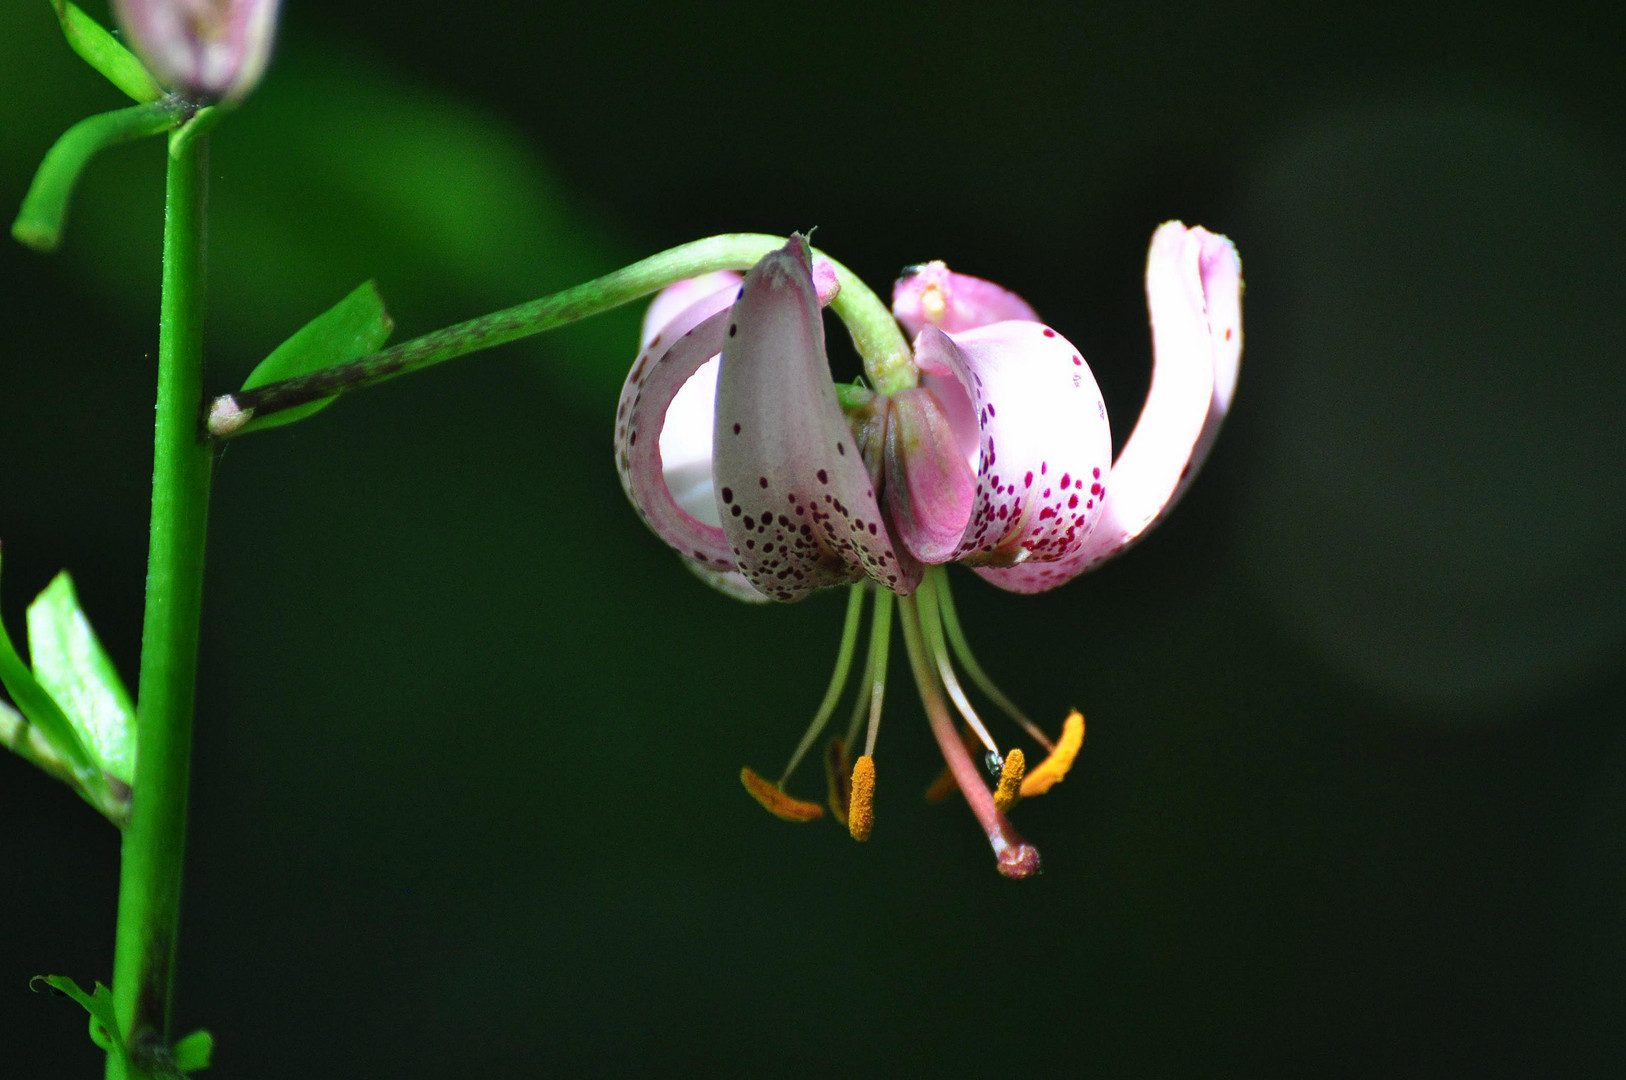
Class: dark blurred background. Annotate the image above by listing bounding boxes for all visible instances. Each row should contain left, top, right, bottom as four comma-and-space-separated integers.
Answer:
3, 1, 1624, 1076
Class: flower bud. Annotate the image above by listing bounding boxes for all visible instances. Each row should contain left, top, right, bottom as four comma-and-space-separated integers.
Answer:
113, 0, 281, 103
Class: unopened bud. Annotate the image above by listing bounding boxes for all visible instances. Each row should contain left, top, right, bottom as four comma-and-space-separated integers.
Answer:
113, 0, 282, 103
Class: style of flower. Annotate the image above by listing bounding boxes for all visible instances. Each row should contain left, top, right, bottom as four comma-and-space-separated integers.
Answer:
615, 226, 1241, 877
113, 0, 282, 102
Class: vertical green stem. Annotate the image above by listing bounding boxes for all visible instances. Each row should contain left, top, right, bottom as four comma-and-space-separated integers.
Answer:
107, 134, 213, 1078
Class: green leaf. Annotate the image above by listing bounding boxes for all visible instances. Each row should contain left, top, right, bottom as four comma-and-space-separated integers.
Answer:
11, 97, 188, 252
32, 975, 125, 1057
171, 1029, 214, 1072
26, 571, 136, 784
50, 0, 164, 103
237, 280, 394, 433
0, 553, 98, 780
0, 551, 123, 822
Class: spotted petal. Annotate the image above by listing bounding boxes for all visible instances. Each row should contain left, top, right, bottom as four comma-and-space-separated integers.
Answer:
712, 238, 919, 601
912, 322, 1113, 584
978, 221, 1243, 592
892, 261, 1041, 338
615, 284, 740, 578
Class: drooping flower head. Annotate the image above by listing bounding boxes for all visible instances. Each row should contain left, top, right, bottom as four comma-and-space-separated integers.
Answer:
113, 0, 282, 102
616, 226, 1242, 877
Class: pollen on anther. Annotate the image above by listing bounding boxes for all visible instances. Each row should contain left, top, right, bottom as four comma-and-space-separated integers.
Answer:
1020, 712, 1084, 797
848, 756, 876, 841
993, 748, 1026, 812
741, 767, 825, 822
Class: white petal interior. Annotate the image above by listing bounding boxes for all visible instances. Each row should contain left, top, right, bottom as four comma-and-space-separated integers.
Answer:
659, 355, 722, 527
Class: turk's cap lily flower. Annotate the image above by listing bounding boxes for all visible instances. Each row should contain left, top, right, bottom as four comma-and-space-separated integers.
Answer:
614, 226, 1241, 876
113, 0, 282, 102
620, 223, 1241, 598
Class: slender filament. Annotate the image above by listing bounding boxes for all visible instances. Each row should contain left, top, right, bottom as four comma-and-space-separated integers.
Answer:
932, 568, 1054, 751
862, 589, 894, 758
913, 572, 999, 758
778, 585, 867, 784
841, 615, 878, 751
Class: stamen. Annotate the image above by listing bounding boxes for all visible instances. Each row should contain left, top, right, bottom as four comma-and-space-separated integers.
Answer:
824, 738, 852, 826
913, 573, 1000, 757
993, 748, 1026, 812
841, 619, 877, 751
932, 568, 1053, 751
1021, 710, 1085, 797
740, 767, 825, 822
777, 585, 867, 785
848, 755, 876, 841
898, 596, 1040, 879
861, 590, 894, 759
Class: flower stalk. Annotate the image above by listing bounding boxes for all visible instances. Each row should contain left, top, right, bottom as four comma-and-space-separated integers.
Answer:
207, 233, 910, 438
106, 132, 213, 1080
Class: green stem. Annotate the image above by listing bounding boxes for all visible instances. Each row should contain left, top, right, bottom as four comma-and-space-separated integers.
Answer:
11, 98, 189, 252
107, 134, 213, 1079
208, 232, 914, 437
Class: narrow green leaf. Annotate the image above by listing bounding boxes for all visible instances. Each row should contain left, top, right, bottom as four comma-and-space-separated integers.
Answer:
237, 280, 394, 433
0, 553, 99, 779
50, 0, 164, 103
11, 97, 187, 252
32, 975, 126, 1057
27, 571, 136, 784
171, 1029, 214, 1072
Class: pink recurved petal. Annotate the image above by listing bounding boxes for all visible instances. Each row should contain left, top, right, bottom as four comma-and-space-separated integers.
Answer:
983, 222, 1243, 593
884, 387, 977, 564
615, 296, 737, 575
713, 239, 919, 601
913, 323, 1113, 580
1174, 229, 1243, 505
1067, 222, 1240, 571
892, 261, 1041, 339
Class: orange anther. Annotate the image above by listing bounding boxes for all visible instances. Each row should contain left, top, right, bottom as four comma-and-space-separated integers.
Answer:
848, 755, 876, 841
993, 748, 1026, 812
740, 767, 824, 822
1020, 711, 1084, 797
